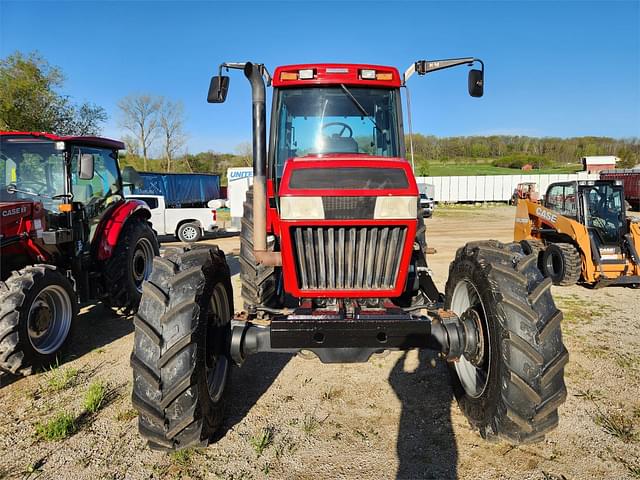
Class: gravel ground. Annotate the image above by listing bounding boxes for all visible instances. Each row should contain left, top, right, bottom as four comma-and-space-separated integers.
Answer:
0, 205, 639, 480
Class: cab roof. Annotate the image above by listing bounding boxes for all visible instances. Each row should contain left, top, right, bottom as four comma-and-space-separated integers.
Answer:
0, 131, 125, 150
272, 63, 401, 88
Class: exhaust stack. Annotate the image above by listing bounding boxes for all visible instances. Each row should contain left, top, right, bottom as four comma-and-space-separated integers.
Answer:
244, 63, 281, 266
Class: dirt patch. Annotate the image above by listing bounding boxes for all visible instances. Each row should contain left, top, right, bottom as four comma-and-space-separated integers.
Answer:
1, 206, 639, 479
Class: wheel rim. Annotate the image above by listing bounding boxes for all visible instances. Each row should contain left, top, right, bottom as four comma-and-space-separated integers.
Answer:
545, 250, 562, 278
450, 279, 491, 398
28, 285, 73, 354
181, 225, 199, 241
132, 237, 155, 292
206, 283, 230, 403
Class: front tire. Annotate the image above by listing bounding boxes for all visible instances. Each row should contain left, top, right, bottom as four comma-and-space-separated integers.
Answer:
104, 217, 159, 316
240, 186, 280, 310
0, 265, 77, 376
445, 241, 568, 444
131, 246, 233, 450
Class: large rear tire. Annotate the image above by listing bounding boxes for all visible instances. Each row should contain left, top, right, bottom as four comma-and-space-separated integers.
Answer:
445, 241, 568, 444
103, 217, 159, 316
240, 186, 280, 310
541, 242, 581, 286
131, 246, 233, 450
0, 265, 77, 376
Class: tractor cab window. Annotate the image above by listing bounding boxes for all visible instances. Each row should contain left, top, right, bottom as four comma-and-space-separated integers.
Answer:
71, 147, 122, 221
273, 86, 401, 177
584, 183, 624, 244
0, 139, 66, 211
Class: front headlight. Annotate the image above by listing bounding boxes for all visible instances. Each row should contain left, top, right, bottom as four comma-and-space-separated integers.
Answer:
280, 196, 325, 220
374, 196, 417, 219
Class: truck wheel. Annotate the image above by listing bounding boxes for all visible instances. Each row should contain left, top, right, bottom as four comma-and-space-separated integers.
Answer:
131, 246, 233, 450
0, 265, 77, 376
541, 242, 581, 286
240, 186, 280, 310
177, 222, 202, 243
104, 217, 160, 316
445, 241, 568, 444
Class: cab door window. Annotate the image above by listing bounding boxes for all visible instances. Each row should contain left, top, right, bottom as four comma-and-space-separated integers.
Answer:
71, 147, 122, 242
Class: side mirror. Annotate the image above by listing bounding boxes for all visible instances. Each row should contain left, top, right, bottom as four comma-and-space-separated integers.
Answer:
121, 166, 144, 188
207, 76, 230, 103
78, 153, 94, 180
468, 69, 484, 97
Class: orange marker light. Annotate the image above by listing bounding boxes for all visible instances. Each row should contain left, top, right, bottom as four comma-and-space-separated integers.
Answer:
376, 72, 393, 81
280, 72, 298, 81
58, 204, 72, 212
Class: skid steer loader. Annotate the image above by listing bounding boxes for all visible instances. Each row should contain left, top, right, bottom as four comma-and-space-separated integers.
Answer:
515, 179, 640, 287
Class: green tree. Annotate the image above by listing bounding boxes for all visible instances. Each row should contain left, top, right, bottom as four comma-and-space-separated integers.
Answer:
0, 51, 107, 135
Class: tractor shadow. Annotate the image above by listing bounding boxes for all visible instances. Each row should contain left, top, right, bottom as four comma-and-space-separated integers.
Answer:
388, 350, 458, 480
66, 303, 134, 360
219, 353, 292, 436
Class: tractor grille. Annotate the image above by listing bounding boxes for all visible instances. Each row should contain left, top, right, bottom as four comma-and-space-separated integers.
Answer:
291, 226, 407, 290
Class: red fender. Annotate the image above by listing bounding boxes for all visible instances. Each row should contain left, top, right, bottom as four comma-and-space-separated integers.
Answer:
96, 199, 151, 261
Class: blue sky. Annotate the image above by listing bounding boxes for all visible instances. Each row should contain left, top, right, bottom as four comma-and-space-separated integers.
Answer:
1, 0, 639, 154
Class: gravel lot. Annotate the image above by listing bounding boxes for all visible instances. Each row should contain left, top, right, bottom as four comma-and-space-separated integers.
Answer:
1, 205, 639, 480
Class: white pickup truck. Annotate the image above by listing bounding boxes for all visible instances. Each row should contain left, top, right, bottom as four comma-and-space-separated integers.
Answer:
126, 194, 221, 242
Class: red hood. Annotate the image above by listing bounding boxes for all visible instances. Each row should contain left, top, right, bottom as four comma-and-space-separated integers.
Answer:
278, 155, 418, 197
0, 201, 35, 235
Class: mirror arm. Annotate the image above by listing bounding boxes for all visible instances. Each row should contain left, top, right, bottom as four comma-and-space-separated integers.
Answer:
403, 57, 483, 84
218, 62, 272, 86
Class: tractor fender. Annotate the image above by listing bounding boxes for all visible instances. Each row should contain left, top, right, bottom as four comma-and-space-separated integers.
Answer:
96, 199, 151, 261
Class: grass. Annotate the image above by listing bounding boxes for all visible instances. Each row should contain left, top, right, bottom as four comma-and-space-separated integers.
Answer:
35, 411, 76, 441
321, 387, 342, 402
170, 448, 194, 467
83, 381, 108, 414
422, 162, 580, 177
116, 408, 138, 422
250, 427, 274, 457
594, 410, 637, 443
301, 413, 321, 435
46, 364, 80, 392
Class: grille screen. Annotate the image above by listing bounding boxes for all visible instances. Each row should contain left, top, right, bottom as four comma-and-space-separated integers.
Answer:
322, 197, 376, 219
291, 226, 407, 290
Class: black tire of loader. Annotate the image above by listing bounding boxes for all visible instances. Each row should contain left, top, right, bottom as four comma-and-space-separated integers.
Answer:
445, 241, 568, 444
103, 217, 159, 316
0, 265, 77, 376
519, 238, 545, 263
131, 246, 233, 450
541, 242, 581, 286
240, 186, 280, 310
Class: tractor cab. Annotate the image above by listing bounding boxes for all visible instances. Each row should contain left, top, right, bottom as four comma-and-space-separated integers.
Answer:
544, 180, 627, 250
0, 133, 124, 240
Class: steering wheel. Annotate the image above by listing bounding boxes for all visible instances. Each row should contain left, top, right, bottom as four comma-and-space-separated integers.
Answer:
321, 122, 353, 138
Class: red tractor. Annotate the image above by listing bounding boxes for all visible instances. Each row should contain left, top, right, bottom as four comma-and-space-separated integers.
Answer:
0, 132, 159, 376
131, 59, 568, 450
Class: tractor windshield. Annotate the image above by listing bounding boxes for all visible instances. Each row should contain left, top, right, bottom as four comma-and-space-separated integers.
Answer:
0, 138, 66, 210
272, 86, 402, 177
584, 183, 625, 244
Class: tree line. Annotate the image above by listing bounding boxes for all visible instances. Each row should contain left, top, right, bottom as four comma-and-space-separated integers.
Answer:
2, 50, 638, 182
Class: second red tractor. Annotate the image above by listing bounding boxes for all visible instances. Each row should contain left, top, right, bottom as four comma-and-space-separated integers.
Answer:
0, 132, 158, 375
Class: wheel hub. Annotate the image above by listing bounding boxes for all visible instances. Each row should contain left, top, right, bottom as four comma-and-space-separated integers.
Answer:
460, 307, 485, 367
27, 284, 73, 354
29, 301, 53, 339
